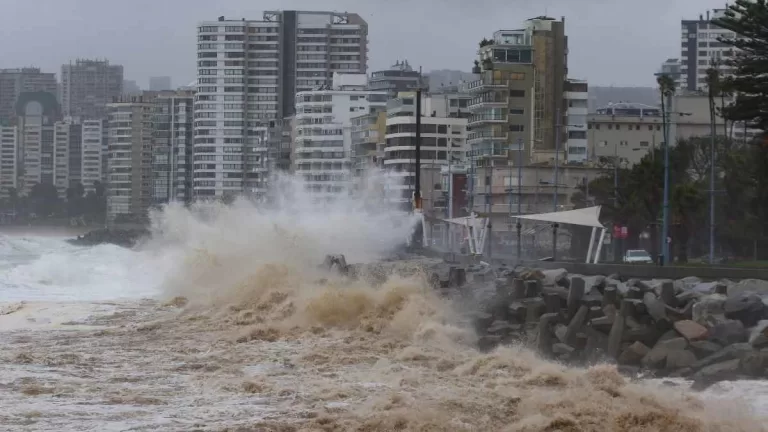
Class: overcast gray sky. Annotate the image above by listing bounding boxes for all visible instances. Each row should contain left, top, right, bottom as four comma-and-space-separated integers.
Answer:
0, 0, 729, 88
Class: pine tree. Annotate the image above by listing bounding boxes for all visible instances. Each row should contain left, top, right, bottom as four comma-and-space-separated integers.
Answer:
714, 0, 768, 258
712, 0, 768, 130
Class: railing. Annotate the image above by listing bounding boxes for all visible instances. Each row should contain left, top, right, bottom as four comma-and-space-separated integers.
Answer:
468, 94, 508, 108
468, 114, 507, 124
467, 131, 508, 142
464, 79, 510, 91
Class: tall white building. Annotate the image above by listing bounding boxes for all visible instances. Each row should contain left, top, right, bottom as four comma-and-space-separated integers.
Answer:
194, 11, 368, 200
80, 120, 104, 192
565, 79, 589, 162
53, 123, 71, 194
15, 92, 67, 197
153, 90, 194, 204
0, 126, 17, 198
106, 97, 154, 224
680, 8, 736, 92
293, 73, 387, 196
383, 92, 468, 212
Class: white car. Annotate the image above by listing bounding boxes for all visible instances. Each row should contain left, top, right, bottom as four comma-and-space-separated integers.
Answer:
623, 249, 653, 264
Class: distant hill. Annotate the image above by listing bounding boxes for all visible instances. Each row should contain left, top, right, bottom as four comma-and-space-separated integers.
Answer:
588, 86, 658, 112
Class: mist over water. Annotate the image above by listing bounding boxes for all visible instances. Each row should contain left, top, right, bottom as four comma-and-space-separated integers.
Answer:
1, 172, 767, 430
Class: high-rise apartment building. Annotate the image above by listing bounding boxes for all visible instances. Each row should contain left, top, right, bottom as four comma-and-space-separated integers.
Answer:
0, 68, 58, 125
680, 8, 735, 92
106, 96, 154, 224
80, 120, 104, 192
0, 126, 18, 198
61, 59, 124, 119
369, 60, 426, 99
383, 92, 468, 212
194, 11, 368, 199
152, 90, 194, 204
467, 17, 569, 231
528, 17, 568, 154
351, 110, 386, 178
266, 116, 294, 173
293, 73, 387, 197
15, 92, 65, 196
149, 76, 172, 91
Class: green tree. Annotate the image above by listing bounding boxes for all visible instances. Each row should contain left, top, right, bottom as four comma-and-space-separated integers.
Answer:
66, 181, 86, 217
713, 0, 768, 258
29, 183, 60, 217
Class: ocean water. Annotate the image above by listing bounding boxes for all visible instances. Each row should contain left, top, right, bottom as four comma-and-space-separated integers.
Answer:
0, 175, 767, 431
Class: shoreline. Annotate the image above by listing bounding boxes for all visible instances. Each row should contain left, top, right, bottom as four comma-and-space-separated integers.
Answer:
0, 225, 94, 237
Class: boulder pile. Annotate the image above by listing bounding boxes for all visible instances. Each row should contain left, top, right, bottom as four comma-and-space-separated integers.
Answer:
439, 265, 768, 388
68, 228, 148, 248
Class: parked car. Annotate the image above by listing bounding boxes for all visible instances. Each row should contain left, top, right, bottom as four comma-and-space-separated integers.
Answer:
623, 249, 653, 264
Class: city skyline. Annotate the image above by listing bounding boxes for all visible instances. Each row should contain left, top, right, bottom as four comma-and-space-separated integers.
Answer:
0, 0, 731, 88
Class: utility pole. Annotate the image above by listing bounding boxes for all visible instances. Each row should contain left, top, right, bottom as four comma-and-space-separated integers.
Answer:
486, 145, 493, 260
516, 138, 523, 263
614, 141, 620, 261
552, 107, 561, 260
708, 80, 716, 265
411, 88, 423, 248
661, 90, 671, 266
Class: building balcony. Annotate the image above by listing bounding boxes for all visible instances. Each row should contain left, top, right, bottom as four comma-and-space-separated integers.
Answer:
567, 106, 588, 116
468, 96, 508, 109
467, 114, 508, 127
565, 91, 589, 101
467, 131, 508, 145
467, 142, 510, 159
464, 79, 509, 93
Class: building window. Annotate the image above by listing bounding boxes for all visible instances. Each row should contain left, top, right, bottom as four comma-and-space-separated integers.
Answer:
509, 108, 524, 115
640, 141, 650, 147
509, 90, 525, 98
648, 125, 653, 131
509, 72, 526, 80
509, 124, 524, 132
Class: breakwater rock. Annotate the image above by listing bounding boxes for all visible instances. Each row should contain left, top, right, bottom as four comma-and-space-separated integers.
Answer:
67, 228, 148, 248
460, 265, 768, 389
344, 255, 768, 389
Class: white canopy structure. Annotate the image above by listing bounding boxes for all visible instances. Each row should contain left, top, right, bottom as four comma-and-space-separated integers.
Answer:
514, 206, 607, 263
439, 213, 488, 256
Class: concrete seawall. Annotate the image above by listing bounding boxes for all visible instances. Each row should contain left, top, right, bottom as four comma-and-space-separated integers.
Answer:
424, 250, 768, 281
517, 261, 768, 281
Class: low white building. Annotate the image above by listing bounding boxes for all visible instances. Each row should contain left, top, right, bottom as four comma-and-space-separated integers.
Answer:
293, 73, 388, 197
565, 79, 589, 162
383, 92, 468, 212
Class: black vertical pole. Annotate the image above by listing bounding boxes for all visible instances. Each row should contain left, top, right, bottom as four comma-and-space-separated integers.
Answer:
412, 88, 423, 248
414, 89, 421, 205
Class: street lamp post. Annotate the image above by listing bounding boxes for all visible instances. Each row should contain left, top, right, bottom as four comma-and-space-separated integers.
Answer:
655, 71, 679, 266
506, 139, 524, 263
552, 108, 561, 260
